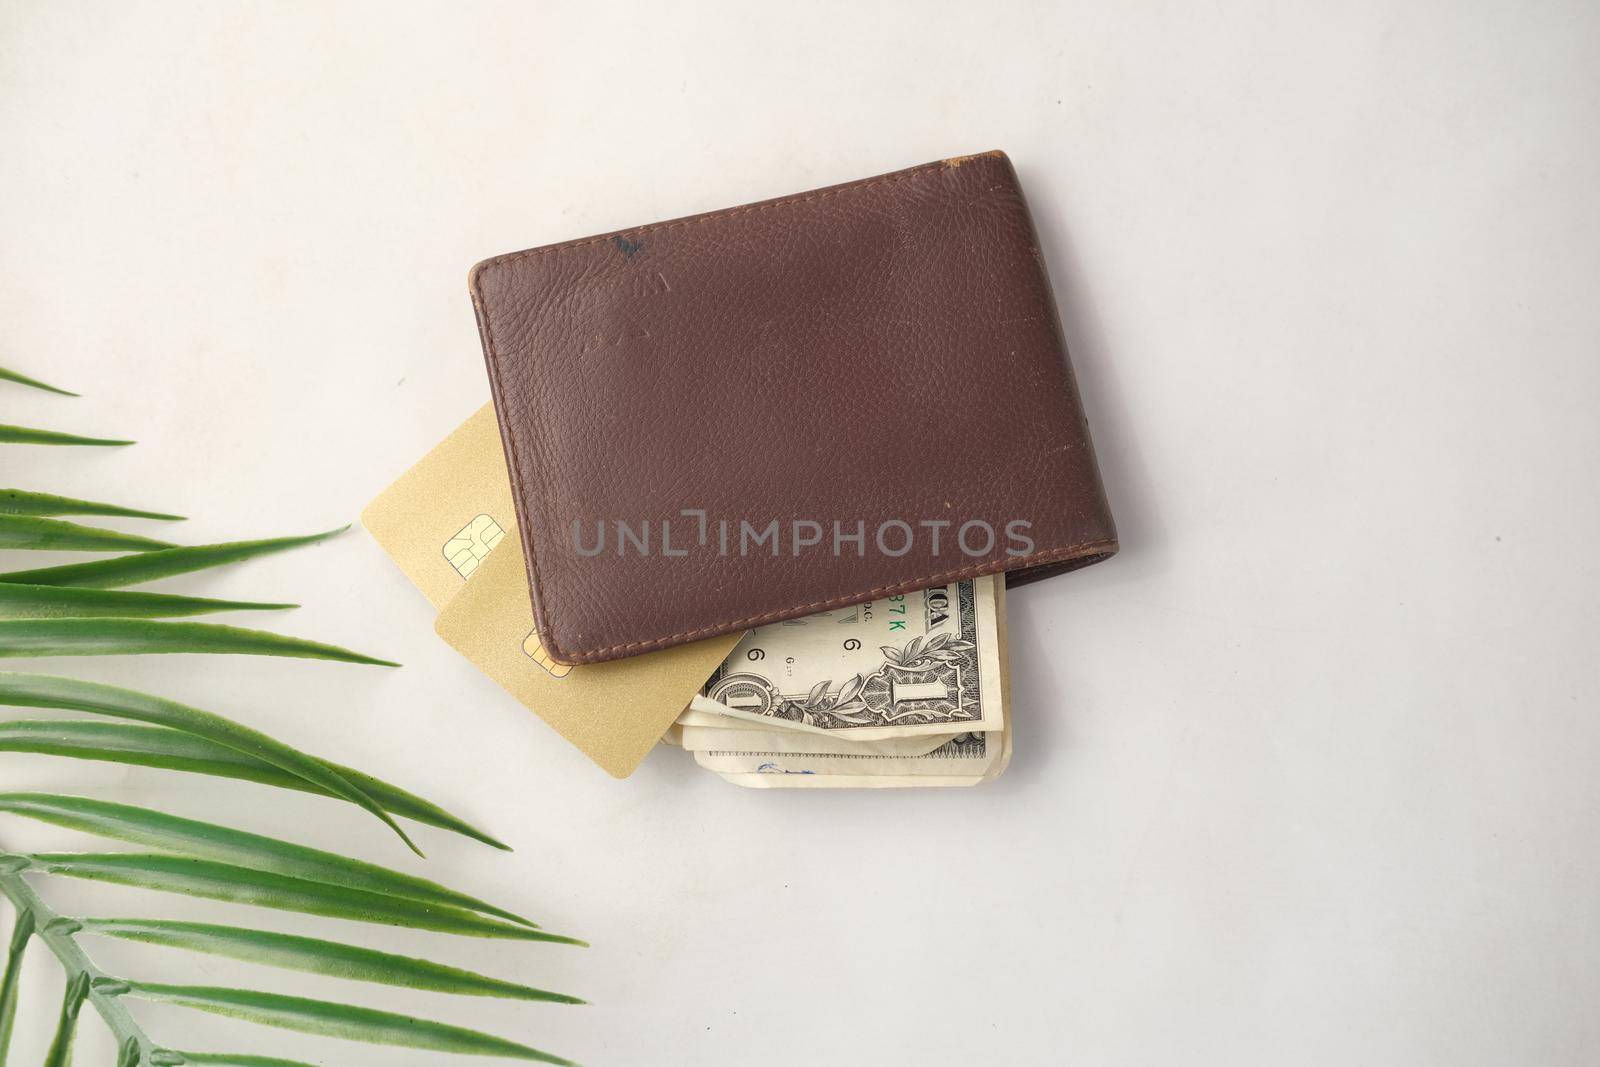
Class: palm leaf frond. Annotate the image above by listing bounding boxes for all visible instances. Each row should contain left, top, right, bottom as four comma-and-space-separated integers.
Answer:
0, 386, 578, 1061
21, 854, 579, 943
0, 516, 176, 553
0, 584, 294, 621
0, 868, 150, 1062
0, 907, 35, 1060
0, 619, 397, 666
0, 720, 508, 850
0, 674, 419, 854
0, 366, 77, 397
0, 489, 182, 522
0, 528, 347, 589
170, 1055, 322, 1067
40, 970, 89, 1067
0, 795, 532, 927
82, 920, 582, 1002
122, 983, 577, 1065
0, 424, 131, 447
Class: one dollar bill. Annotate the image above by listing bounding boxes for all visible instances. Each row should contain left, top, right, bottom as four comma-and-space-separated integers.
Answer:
690, 576, 1004, 741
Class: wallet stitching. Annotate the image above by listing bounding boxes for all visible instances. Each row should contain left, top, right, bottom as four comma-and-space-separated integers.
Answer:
550, 541, 1115, 663
476, 157, 958, 271
475, 153, 1105, 662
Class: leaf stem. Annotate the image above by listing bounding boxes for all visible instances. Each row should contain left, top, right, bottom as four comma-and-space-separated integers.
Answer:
0, 850, 153, 1063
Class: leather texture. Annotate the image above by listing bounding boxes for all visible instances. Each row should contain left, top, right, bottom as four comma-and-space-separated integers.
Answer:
470, 151, 1117, 664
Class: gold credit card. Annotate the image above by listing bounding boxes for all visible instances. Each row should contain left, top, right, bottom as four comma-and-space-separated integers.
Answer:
359, 404, 515, 610
434, 532, 740, 778
362, 402, 737, 777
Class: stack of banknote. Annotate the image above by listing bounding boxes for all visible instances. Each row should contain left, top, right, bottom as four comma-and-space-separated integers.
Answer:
363, 404, 1010, 788
665, 577, 1011, 788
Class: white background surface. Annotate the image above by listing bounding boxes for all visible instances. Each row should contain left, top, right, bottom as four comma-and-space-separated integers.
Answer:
2, 2, 1598, 1064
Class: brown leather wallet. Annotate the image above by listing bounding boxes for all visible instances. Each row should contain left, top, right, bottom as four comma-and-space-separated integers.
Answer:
470, 151, 1116, 665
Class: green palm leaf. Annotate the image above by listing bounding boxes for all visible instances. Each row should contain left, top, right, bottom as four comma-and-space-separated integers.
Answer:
122, 983, 576, 1064
0, 516, 176, 553
0, 721, 508, 850
0, 393, 581, 1058
0, 528, 346, 589
0, 489, 182, 522
0, 366, 76, 397
0, 908, 34, 1061
0, 584, 294, 620
40, 971, 89, 1067
82, 920, 582, 1003
0, 868, 155, 1065
0, 424, 131, 447
0, 618, 397, 665
171, 1055, 321, 1067
0, 674, 420, 855
0, 796, 532, 927
21, 854, 580, 943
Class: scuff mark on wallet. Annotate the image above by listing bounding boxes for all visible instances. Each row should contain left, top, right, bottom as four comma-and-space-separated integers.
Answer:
940, 150, 1004, 170
578, 326, 651, 354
